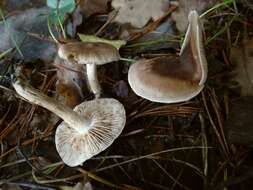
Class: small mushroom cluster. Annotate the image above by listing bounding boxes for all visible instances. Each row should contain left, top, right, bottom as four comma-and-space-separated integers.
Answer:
13, 42, 126, 167
12, 10, 207, 167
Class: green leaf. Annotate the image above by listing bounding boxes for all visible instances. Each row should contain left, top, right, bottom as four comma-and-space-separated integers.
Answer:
47, 0, 75, 9
47, 0, 57, 8
58, 0, 75, 8
47, 0, 75, 23
78, 34, 126, 50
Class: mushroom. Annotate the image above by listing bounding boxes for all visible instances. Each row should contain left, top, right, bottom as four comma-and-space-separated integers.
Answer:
58, 42, 120, 98
13, 66, 126, 167
128, 10, 208, 103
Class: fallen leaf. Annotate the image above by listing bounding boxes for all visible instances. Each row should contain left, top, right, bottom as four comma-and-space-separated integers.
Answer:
2, 0, 44, 12
111, 0, 170, 28
171, 0, 217, 32
55, 56, 86, 108
127, 18, 178, 51
47, 0, 75, 9
78, 34, 126, 49
66, 7, 83, 37
56, 82, 84, 108
80, 0, 109, 17
0, 7, 57, 62
113, 80, 129, 98
230, 38, 253, 96
47, 0, 76, 23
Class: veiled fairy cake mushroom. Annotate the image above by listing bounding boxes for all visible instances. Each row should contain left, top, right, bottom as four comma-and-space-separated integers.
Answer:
128, 10, 208, 103
13, 66, 126, 167
58, 42, 120, 98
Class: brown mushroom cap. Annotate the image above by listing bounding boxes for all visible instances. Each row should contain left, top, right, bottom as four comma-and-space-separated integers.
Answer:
55, 98, 126, 167
58, 41, 121, 98
58, 42, 120, 65
128, 56, 204, 103
128, 10, 207, 103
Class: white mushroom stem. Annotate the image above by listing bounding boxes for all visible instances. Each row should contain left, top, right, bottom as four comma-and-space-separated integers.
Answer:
86, 63, 101, 98
13, 76, 91, 134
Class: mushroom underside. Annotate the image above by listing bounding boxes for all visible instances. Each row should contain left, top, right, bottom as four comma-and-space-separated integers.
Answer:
55, 98, 126, 167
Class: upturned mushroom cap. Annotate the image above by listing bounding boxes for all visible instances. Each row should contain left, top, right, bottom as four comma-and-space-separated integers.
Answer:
58, 42, 120, 65
128, 10, 207, 103
55, 98, 126, 166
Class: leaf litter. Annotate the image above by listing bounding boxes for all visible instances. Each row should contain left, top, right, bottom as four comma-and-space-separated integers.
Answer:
230, 37, 253, 96
0, 0, 253, 190
111, 0, 170, 28
171, 0, 218, 32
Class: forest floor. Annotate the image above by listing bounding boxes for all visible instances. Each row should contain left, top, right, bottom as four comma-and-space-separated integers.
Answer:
0, 0, 253, 190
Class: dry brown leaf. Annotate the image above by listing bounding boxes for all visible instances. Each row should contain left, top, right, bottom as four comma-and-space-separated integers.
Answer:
80, 0, 109, 17
2, 0, 44, 12
54, 56, 86, 108
111, 0, 170, 28
56, 82, 84, 108
171, 0, 217, 32
230, 38, 253, 96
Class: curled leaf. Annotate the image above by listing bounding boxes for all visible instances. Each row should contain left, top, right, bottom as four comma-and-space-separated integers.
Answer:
78, 34, 126, 49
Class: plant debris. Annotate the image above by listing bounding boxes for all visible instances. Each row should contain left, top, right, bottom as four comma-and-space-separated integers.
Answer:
0, 7, 57, 62
79, 0, 109, 17
111, 0, 170, 28
230, 37, 253, 96
171, 0, 217, 31
1, 0, 253, 189
226, 96, 253, 146
78, 34, 126, 49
